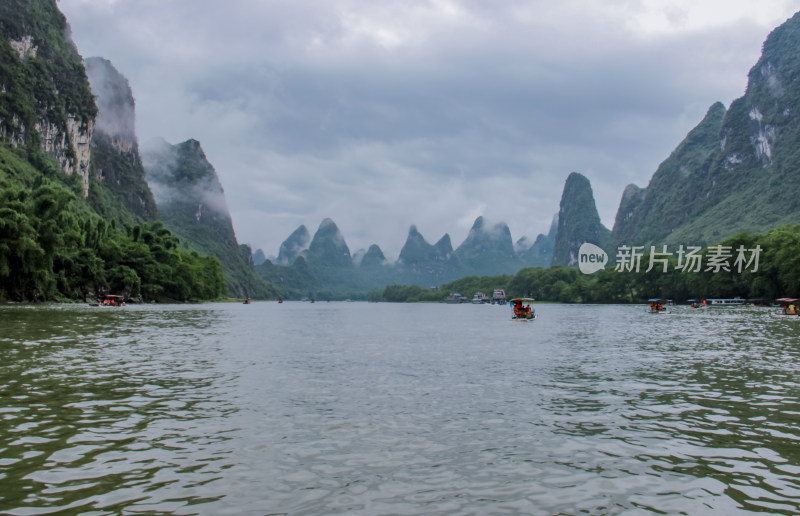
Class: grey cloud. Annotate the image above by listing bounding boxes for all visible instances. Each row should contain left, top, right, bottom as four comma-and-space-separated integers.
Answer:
58, 0, 799, 259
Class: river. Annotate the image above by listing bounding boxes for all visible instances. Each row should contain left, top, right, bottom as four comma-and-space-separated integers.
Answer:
1, 301, 799, 515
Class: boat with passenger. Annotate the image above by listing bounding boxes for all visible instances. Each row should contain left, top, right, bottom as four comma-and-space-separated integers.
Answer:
510, 298, 536, 320
771, 298, 800, 318
647, 298, 670, 314
99, 294, 125, 307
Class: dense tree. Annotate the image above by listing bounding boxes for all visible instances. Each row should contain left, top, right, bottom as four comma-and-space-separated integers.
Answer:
377, 226, 800, 304
0, 145, 226, 302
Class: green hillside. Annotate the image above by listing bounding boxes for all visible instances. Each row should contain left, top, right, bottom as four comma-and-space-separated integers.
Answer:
0, 143, 225, 301
552, 172, 612, 266
0, 0, 226, 302
614, 12, 800, 248
141, 138, 275, 299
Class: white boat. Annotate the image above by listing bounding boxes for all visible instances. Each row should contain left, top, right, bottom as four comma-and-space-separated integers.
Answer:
703, 298, 746, 307
472, 292, 490, 304
492, 289, 507, 305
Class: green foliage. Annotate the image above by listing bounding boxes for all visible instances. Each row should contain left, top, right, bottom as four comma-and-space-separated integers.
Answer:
615, 13, 800, 250
552, 173, 612, 267
88, 135, 158, 223
381, 284, 426, 302
257, 256, 374, 301
0, 0, 97, 146
143, 139, 275, 299
0, 144, 226, 302
377, 225, 800, 304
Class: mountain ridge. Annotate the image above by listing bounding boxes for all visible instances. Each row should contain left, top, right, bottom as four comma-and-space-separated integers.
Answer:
611, 12, 800, 248
140, 136, 274, 298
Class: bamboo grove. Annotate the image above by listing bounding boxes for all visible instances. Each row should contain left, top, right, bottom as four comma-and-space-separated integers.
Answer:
0, 145, 226, 302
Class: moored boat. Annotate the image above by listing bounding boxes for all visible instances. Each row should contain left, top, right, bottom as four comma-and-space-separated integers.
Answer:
492, 289, 507, 305
703, 298, 746, 307
471, 292, 490, 304
446, 293, 468, 304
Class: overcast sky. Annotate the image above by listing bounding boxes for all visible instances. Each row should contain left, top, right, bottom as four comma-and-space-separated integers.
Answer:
58, 0, 800, 260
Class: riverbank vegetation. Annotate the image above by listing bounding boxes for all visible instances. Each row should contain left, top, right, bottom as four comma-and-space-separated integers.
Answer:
375, 225, 800, 303
0, 144, 226, 302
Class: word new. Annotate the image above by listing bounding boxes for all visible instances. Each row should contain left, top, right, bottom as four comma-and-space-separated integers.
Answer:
578, 243, 608, 274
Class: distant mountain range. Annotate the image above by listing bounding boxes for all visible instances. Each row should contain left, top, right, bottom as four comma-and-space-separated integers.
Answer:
255, 213, 559, 296
84, 58, 272, 298
255, 11, 800, 292
5, 1, 800, 301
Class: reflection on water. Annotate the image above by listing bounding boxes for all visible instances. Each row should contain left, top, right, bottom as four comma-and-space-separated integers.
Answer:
1, 302, 800, 515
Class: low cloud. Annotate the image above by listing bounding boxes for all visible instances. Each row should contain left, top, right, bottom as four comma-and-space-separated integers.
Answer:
59, 0, 800, 259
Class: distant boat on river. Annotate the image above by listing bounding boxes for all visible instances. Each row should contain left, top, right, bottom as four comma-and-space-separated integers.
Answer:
99, 294, 125, 307
510, 298, 535, 320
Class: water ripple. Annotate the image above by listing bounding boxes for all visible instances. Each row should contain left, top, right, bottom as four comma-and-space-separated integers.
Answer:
2, 302, 800, 514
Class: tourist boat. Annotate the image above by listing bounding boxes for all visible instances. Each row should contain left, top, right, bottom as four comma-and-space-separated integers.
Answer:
646, 298, 670, 314
243, 298, 251, 304
703, 298, 746, 307
510, 298, 536, 320
492, 289, 507, 305
471, 292, 490, 304
771, 298, 800, 318
99, 294, 124, 307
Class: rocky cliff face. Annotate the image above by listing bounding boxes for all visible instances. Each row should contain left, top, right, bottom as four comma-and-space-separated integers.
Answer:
142, 137, 272, 298
612, 11, 800, 247
611, 103, 726, 247
38, 116, 93, 196
552, 172, 612, 266
0, 0, 96, 195
85, 57, 157, 221
85, 57, 137, 150
142, 138, 235, 241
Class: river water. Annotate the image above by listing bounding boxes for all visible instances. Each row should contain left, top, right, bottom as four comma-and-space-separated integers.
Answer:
1, 301, 799, 515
